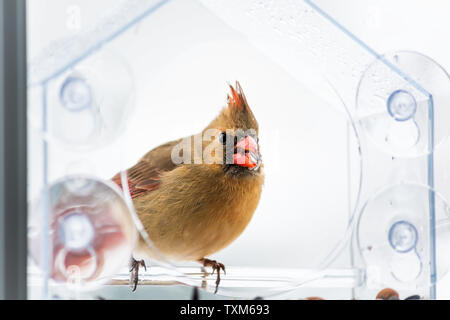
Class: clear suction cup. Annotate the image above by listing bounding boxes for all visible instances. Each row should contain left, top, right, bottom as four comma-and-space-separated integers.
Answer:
357, 183, 450, 289
356, 51, 450, 157
28, 176, 137, 291
58, 212, 96, 251
59, 75, 93, 112
387, 90, 417, 122
46, 50, 135, 150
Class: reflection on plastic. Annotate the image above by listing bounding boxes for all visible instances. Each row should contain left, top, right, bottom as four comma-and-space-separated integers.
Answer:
28, 176, 137, 290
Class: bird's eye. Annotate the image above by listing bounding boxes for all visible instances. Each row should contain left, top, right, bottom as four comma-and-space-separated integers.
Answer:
219, 132, 227, 145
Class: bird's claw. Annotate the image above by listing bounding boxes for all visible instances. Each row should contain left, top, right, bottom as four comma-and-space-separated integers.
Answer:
211, 262, 225, 276
129, 257, 146, 292
200, 258, 226, 294
129, 258, 146, 272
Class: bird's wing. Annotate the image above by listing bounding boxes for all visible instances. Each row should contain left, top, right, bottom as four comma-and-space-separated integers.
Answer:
112, 138, 182, 199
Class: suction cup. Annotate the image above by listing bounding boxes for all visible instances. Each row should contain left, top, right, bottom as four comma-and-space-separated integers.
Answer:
356, 51, 450, 157
28, 176, 137, 291
46, 50, 134, 150
357, 183, 450, 289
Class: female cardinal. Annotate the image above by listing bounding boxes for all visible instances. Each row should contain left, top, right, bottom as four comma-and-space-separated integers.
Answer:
112, 81, 264, 293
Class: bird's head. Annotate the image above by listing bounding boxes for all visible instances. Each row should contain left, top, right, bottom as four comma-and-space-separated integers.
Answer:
205, 82, 262, 176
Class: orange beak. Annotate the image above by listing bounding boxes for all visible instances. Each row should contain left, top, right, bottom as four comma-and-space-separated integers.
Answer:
233, 136, 260, 170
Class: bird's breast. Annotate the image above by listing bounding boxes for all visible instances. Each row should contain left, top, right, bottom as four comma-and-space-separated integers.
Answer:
133, 164, 264, 261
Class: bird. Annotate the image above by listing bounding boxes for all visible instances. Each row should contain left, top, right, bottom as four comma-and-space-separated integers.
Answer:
112, 81, 264, 293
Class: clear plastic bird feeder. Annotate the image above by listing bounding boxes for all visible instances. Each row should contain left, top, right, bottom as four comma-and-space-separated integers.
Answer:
27, 0, 450, 299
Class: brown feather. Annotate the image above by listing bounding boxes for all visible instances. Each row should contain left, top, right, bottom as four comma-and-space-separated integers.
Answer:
134, 164, 264, 261
113, 82, 264, 262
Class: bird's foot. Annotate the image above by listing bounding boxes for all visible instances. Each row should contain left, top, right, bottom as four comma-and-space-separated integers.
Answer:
129, 257, 146, 292
199, 258, 226, 294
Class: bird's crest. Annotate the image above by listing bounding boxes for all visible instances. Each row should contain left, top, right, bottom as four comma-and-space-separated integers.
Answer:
227, 81, 249, 111
205, 81, 259, 133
